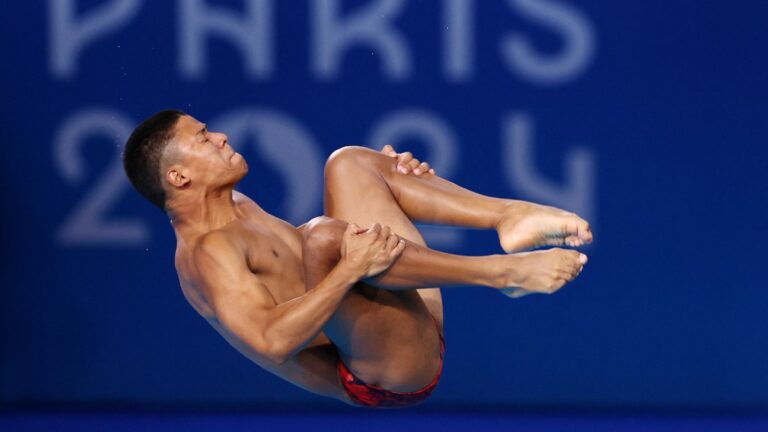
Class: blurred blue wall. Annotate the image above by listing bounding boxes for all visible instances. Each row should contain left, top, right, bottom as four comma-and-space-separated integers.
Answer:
1, 0, 767, 409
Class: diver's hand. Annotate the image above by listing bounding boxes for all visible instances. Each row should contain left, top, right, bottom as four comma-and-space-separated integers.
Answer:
340, 223, 406, 279
381, 144, 435, 176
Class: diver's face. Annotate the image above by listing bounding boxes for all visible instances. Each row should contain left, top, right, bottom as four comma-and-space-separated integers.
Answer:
167, 115, 248, 188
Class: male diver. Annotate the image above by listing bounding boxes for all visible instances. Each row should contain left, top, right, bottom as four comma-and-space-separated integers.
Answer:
123, 110, 591, 407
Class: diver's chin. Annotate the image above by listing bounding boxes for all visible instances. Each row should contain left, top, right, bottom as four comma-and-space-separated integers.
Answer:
234, 162, 249, 182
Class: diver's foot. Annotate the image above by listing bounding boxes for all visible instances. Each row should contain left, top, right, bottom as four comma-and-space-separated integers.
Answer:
496, 202, 592, 253
495, 248, 588, 297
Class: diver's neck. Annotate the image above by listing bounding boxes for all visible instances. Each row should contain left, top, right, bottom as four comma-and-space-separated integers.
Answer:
167, 186, 241, 237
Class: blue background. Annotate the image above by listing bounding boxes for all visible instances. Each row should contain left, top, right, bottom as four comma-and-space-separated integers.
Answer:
1, 0, 767, 411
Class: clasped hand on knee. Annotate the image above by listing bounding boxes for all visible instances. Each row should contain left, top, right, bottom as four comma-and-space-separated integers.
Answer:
339, 222, 406, 279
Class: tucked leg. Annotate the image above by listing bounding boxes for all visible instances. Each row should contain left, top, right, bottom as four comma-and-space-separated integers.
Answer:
300, 216, 586, 392
302, 146, 589, 392
325, 146, 592, 253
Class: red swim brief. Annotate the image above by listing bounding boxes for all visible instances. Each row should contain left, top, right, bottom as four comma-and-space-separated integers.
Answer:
337, 321, 445, 408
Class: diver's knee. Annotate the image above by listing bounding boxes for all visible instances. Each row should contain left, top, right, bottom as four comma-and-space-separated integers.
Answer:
325, 146, 379, 180
303, 216, 346, 254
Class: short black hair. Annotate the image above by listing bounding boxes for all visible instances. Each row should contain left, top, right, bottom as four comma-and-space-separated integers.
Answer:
123, 109, 186, 210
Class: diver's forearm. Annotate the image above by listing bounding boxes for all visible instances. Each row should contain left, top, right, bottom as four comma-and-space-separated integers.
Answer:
262, 263, 357, 363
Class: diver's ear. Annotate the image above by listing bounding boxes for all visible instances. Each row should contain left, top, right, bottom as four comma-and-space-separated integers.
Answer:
166, 166, 190, 188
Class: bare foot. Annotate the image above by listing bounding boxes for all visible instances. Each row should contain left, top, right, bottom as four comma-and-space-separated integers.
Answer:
496, 202, 593, 253
494, 248, 588, 297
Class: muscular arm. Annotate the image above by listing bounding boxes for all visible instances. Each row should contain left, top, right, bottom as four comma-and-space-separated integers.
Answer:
194, 232, 360, 365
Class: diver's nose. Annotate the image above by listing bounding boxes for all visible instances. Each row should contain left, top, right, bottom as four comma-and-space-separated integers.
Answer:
213, 132, 228, 148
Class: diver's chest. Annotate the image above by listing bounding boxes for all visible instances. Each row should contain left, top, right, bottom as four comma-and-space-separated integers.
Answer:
241, 226, 306, 302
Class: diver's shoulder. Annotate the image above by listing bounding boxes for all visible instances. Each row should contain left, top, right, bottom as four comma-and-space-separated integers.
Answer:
195, 228, 243, 256
233, 190, 258, 207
